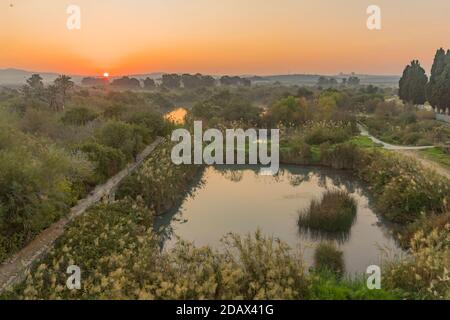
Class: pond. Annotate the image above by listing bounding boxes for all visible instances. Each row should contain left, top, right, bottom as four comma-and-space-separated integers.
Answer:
154, 165, 403, 275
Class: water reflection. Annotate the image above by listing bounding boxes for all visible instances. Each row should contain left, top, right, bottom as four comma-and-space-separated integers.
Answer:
154, 165, 403, 274
165, 107, 187, 124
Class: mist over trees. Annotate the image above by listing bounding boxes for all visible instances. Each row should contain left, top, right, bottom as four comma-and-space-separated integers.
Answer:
317, 76, 338, 87
161, 74, 182, 89
143, 77, 156, 89
22, 74, 74, 111
110, 76, 141, 89
219, 76, 251, 87
81, 77, 108, 87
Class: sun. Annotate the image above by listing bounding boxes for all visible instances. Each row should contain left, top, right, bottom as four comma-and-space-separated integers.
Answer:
103, 72, 109, 78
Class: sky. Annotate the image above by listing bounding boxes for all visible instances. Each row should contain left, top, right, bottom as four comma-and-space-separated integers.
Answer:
1, 0, 450, 76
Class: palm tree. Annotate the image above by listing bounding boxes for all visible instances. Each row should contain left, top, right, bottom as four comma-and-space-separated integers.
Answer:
46, 84, 61, 112
54, 75, 74, 110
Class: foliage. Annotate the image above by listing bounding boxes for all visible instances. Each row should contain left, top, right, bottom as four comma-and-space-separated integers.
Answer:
361, 115, 450, 146
320, 142, 362, 169
313, 243, 345, 276
280, 137, 312, 164
399, 60, 428, 105
79, 142, 126, 182
308, 271, 398, 300
0, 125, 93, 262
61, 107, 98, 126
265, 96, 312, 126
110, 77, 141, 89
419, 147, 450, 170
117, 142, 200, 213
356, 149, 450, 223
427, 48, 450, 110
191, 91, 261, 125
384, 225, 450, 299
96, 120, 147, 160
298, 190, 357, 235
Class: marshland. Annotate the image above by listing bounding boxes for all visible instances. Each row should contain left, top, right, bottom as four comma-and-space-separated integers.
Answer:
1, 59, 448, 300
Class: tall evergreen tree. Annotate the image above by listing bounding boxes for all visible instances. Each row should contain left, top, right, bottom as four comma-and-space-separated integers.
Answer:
426, 48, 447, 108
399, 60, 428, 105
434, 60, 450, 110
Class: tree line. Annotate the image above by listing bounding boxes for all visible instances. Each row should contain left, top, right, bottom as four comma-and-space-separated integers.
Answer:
399, 48, 450, 110
81, 74, 252, 90
22, 74, 74, 112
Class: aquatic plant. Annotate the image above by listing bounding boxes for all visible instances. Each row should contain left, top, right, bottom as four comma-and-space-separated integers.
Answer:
313, 242, 345, 277
298, 190, 357, 238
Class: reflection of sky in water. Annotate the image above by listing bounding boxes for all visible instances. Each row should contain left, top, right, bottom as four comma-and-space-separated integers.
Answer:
165, 108, 187, 124
154, 165, 404, 275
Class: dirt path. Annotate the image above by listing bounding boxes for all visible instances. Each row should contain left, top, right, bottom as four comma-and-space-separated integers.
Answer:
397, 150, 450, 180
357, 123, 449, 180
0, 137, 163, 294
357, 124, 434, 150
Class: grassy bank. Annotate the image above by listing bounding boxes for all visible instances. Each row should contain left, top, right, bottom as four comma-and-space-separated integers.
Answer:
419, 147, 450, 170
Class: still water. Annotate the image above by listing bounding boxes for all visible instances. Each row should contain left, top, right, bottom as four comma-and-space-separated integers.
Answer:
154, 165, 403, 274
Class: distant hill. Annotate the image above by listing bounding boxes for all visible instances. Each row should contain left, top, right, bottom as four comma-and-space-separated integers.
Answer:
0, 68, 84, 87
248, 73, 400, 87
126, 72, 165, 80
0, 68, 400, 88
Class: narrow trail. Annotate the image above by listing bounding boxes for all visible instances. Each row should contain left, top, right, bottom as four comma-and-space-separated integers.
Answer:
357, 123, 449, 180
0, 137, 164, 294
357, 124, 434, 151
397, 150, 450, 180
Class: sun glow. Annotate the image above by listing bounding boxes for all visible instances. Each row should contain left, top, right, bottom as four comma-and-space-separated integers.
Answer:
103, 72, 109, 78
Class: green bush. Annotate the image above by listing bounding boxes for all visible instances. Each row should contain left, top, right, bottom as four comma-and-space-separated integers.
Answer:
298, 190, 357, 239
96, 120, 147, 160
356, 150, 450, 224
61, 107, 98, 126
280, 138, 313, 164
0, 126, 93, 262
125, 110, 169, 139
314, 243, 345, 276
384, 225, 450, 299
79, 142, 127, 182
117, 142, 200, 214
305, 126, 351, 145
320, 142, 362, 169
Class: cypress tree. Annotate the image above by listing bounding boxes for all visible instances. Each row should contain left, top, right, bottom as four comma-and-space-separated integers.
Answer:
399, 60, 428, 105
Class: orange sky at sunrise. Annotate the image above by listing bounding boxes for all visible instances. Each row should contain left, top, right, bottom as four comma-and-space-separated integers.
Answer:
1, 0, 450, 76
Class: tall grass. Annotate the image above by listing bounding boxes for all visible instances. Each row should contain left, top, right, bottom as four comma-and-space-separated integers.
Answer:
298, 190, 357, 241
314, 242, 345, 277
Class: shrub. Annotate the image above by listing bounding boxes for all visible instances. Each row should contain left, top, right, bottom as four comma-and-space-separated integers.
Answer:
61, 107, 98, 126
314, 243, 345, 276
298, 190, 357, 240
320, 142, 362, 169
384, 225, 450, 300
125, 110, 168, 138
304, 126, 351, 145
96, 120, 147, 160
280, 138, 312, 164
116, 142, 200, 214
309, 271, 399, 300
356, 150, 450, 224
79, 142, 127, 182
0, 130, 93, 262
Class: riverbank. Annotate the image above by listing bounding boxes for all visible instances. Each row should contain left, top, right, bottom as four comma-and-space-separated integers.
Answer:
0, 138, 163, 294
